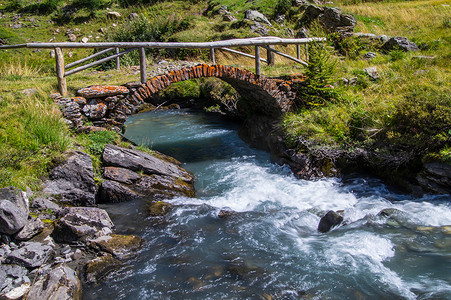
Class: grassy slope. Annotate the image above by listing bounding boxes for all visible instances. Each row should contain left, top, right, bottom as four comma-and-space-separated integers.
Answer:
0, 0, 449, 189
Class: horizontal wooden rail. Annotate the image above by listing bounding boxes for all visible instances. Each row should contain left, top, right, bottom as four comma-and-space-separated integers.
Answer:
66, 47, 115, 69
64, 48, 136, 76
221, 47, 268, 63
0, 37, 326, 50
261, 45, 308, 66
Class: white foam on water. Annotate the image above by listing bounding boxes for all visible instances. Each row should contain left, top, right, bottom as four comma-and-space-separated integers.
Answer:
324, 232, 417, 299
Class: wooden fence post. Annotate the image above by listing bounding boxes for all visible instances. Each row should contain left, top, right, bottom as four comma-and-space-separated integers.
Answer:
305, 44, 309, 62
255, 46, 261, 76
266, 45, 275, 66
210, 48, 216, 65
55, 47, 67, 96
115, 47, 120, 70
296, 45, 301, 60
139, 47, 146, 83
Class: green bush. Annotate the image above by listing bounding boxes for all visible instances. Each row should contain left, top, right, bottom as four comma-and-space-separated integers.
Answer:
385, 86, 451, 154
73, 0, 110, 13
293, 42, 338, 107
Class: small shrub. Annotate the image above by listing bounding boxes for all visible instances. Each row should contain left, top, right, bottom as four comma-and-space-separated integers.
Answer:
388, 50, 405, 61
294, 42, 338, 107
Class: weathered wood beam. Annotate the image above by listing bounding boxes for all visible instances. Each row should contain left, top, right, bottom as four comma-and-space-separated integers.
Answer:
262, 45, 308, 66
266, 45, 275, 66
255, 46, 261, 76
221, 47, 267, 63
139, 47, 146, 83
210, 48, 216, 65
9, 37, 326, 49
64, 48, 136, 76
55, 48, 67, 96
65, 47, 115, 69
115, 48, 120, 70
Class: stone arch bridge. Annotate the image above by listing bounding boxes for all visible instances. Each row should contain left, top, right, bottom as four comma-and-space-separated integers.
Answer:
54, 64, 305, 132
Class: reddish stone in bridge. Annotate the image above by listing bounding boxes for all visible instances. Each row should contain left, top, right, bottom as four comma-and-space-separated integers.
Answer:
77, 85, 129, 99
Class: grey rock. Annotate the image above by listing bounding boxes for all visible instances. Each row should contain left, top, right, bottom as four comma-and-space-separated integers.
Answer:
82, 99, 108, 120
382, 36, 419, 52
412, 55, 436, 60
85, 253, 122, 284
304, 4, 324, 20
102, 144, 193, 183
6, 242, 54, 268
250, 22, 270, 36
353, 32, 377, 39
2, 283, 31, 299
416, 163, 451, 194
27, 264, 81, 300
0, 201, 28, 235
43, 151, 96, 206
30, 197, 61, 212
129, 13, 138, 20
244, 10, 271, 26
275, 14, 285, 24
0, 187, 29, 215
363, 66, 379, 80
54, 97, 82, 128
107, 11, 121, 19
363, 52, 377, 60
67, 33, 77, 42
98, 180, 139, 203
223, 13, 237, 22
15, 218, 45, 241
318, 211, 343, 233
319, 7, 356, 32
135, 174, 194, 199
81, 37, 89, 43
103, 167, 141, 184
0, 264, 28, 295
21, 88, 37, 96
0, 244, 11, 263
52, 207, 114, 243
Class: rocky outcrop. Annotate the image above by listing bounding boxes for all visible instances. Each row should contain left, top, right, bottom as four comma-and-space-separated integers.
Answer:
43, 151, 96, 206
84, 254, 122, 284
318, 211, 344, 233
27, 264, 82, 300
382, 36, 419, 52
15, 217, 45, 241
416, 163, 451, 194
301, 5, 356, 32
98, 145, 195, 203
52, 207, 114, 243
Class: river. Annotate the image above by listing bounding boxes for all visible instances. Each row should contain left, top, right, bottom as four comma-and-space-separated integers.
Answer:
85, 109, 451, 299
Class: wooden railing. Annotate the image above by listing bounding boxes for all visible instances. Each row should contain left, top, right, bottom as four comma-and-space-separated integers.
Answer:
0, 37, 325, 96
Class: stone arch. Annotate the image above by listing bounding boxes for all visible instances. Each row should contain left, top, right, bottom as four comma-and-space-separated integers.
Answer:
127, 64, 297, 117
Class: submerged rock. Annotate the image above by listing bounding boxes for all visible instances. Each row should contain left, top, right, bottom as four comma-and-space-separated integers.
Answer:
148, 201, 172, 217
84, 253, 122, 284
89, 234, 144, 260
43, 151, 97, 206
27, 264, 82, 300
318, 211, 343, 233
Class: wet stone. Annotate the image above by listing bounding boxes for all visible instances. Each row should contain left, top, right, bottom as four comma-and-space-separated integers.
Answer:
318, 210, 343, 233
85, 253, 122, 284
89, 234, 144, 260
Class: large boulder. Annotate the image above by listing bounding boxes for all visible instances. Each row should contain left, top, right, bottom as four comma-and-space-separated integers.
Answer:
319, 7, 356, 32
6, 242, 54, 268
102, 145, 193, 183
0, 187, 28, 214
244, 10, 271, 26
27, 264, 82, 300
43, 151, 97, 206
0, 201, 28, 235
318, 211, 343, 233
52, 207, 114, 243
382, 36, 419, 52
135, 174, 195, 199
416, 162, 451, 194
103, 167, 141, 184
0, 264, 28, 295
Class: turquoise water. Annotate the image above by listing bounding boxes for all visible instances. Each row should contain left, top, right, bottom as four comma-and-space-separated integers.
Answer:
86, 109, 451, 299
